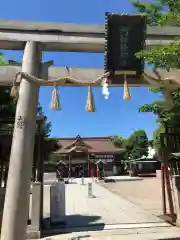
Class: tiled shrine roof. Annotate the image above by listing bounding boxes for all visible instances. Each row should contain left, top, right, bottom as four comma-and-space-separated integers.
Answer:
53, 135, 125, 154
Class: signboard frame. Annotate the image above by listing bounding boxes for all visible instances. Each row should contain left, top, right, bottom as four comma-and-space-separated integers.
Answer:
104, 13, 147, 84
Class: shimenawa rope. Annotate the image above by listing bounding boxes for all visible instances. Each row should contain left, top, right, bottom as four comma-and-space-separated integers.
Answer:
10, 71, 111, 112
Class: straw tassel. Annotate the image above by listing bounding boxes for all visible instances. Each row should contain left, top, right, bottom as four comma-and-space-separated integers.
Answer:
86, 86, 96, 112
10, 84, 19, 99
49, 86, 61, 110
123, 74, 131, 100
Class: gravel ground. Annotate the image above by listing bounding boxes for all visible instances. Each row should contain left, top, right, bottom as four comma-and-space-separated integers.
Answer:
99, 177, 171, 217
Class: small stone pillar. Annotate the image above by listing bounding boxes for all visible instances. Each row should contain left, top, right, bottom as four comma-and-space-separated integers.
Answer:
81, 177, 84, 185
88, 182, 93, 198
156, 170, 162, 179
50, 181, 66, 224
30, 182, 41, 231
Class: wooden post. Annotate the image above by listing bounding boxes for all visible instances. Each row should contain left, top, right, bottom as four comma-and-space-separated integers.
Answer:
163, 84, 176, 221
160, 131, 175, 221
0, 146, 5, 188
172, 176, 180, 226
164, 163, 176, 221
68, 155, 71, 181
0, 41, 42, 240
36, 118, 44, 227
161, 163, 166, 214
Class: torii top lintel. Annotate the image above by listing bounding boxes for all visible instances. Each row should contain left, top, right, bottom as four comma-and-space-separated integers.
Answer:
0, 19, 179, 52
0, 19, 180, 86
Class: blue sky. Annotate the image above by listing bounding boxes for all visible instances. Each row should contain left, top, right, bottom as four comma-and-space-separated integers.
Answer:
1, 0, 160, 139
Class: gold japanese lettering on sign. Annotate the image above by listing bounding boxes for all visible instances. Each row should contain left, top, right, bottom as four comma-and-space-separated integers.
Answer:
119, 26, 129, 67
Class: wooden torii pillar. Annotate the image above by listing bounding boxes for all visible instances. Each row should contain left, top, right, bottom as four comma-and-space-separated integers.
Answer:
1, 41, 42, 240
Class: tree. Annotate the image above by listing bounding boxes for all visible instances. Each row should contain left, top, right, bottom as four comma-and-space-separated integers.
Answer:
111, 131, 149, 160
0, 53, 56, 163
131, 0, 180, 148
37, 103, 51, 138
110, 135, 125, 148
132, 0, 180, 71
131, 0, 178, 218
153, 124, 165, 151
125, 130, 149, 159
0, 87, 16, 124
0, 53, 16, 126
0, 52, 6, 65
35, 103, 59, 162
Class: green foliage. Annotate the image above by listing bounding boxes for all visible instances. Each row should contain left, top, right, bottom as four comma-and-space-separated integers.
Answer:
131, 0, 180, 70
0, 52, 15, 125
31, 103, 53, 161
138, 87, 180, 148
136, 40, 180, 70
42, 138, 60, 161
131, 0, 180, 151
153, 124, 165, 151
139, 85, 180, 124
148, 140, 154, 147
125, 130, 149, 160
110, 135, 125, 148
130, 0, 162, 26
0, 87, 16, 122
111, 131, 149, 160
139, 100, 165, 116
131, 0, 180, 25
37, 103, 51, 138
0, 53, 6, 65
0, 53, 56, 161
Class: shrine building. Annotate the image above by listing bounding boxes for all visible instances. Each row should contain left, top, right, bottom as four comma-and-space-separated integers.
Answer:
49, 135, 125, 177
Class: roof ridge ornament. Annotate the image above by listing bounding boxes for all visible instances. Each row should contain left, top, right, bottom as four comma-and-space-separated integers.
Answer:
76, 134, 81, 139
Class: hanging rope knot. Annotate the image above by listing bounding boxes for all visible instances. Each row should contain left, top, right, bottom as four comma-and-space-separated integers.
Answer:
86, 85, 96, 112
10, 74, 19, 99
49, 84, 61, 110
123, 73, 131, 100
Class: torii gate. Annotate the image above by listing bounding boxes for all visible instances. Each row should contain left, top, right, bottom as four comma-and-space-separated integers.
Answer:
0, 19, 180, 240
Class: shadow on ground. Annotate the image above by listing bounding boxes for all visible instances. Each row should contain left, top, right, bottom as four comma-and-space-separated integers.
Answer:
43, 214, 104, 237
158, 238, 180, 240
65, 182, 77, 185
65, 214, 103, 228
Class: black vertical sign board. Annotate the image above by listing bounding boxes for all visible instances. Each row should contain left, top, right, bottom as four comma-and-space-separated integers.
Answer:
104, 13, 146, 81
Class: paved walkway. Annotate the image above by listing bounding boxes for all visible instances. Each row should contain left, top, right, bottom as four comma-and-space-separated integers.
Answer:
43, 226, 180, 239
42, 177, 180, 239
65, 178, 166, 227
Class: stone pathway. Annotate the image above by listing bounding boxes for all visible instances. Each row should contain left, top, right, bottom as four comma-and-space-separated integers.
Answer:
65, 178, 166, 227
42, 226, 180, 239
41, 177, 180, 239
